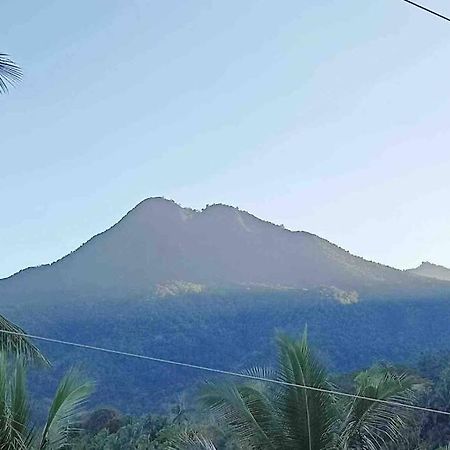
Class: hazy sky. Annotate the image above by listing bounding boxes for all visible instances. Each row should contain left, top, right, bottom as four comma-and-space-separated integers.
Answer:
1, 0, 450, 278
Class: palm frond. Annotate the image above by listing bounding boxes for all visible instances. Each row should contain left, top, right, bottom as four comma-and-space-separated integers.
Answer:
0, 314, 50, 366
0, 53, 22, 94
200, 331, 337, 450
275, 331, 337, 450
168, 431, 218, 450
0, 353, 33, 450
339, 367, 416, 450
38, 369, 93, 449
200, 380, 279, 449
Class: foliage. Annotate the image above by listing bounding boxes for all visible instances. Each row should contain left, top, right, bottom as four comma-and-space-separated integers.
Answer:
168, 431, 218, 449
200, 331, 416, 450
0, 354, 92, 449
70, 412, 189, 449
64, 337, 450, 449
415, 358, 450, 448
338, 368, 416, 449
4, 296, 450, 448
39, 368, 93, 449
0, 53, 22, 94
6, 291, 450, 416
0, 314, 49, 366
0, 354, 33, 450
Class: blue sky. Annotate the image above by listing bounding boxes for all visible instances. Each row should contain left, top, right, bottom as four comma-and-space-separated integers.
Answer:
1, 0, 450, 278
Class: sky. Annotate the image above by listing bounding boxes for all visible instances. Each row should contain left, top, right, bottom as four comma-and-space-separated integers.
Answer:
1, 0, 450, 278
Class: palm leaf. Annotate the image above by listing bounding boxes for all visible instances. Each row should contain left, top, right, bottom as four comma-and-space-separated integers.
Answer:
0, 314, 50, 366
275, 331, 337, 450
38, 369, 93, 449
200, 380, 279, 449
200, 331, 337, 450
0, 53, 22, 94
339, 367, 416, 450
0, 353, 33, 450
168, 431, 218, 449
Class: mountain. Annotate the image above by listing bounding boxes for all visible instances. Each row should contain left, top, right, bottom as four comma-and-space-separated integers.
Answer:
1, 197, 448, 300
406, 261, 450, 282
2, 198, 450, 415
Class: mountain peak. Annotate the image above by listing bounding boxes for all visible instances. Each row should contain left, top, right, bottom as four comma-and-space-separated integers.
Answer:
123, 197, 192, 224
133, 196, 183, 211
415, 261, 449, 270
2, 199, 450, 298
419, 261, 435, 267
407, 261, 450, 282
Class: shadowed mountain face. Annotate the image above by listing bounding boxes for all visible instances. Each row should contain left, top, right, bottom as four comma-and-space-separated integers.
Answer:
1, 197, 448, 300
1, 198, 450, 415
407, 261, 450, 282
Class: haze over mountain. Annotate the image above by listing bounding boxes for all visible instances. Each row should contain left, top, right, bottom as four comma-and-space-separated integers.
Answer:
406, 261, 450, 282
2, 198, 450, 414
1, 197, 448, 300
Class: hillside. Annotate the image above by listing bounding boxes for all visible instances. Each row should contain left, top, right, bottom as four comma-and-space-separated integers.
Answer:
2, 198, 450, 414
406, 261, 450, 282
1, 197, 449, 300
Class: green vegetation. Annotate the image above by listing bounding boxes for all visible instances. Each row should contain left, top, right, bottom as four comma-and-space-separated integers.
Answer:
67, 334, 450, 450
0, 358, 93, 449
0, 314, 49, 366
3, 311, 450, 448
0, 53, 22, 94
7, 290, 450, 415
199, 332, 416, 449
0, 315, 93, 449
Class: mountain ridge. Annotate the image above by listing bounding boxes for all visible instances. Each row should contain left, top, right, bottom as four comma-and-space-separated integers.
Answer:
2, 198, 450, 414
1, 197, 449, 300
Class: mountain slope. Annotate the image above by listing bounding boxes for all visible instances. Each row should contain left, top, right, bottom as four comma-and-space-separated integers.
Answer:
406, 261, 450, 282
1, 198, 450, 415
1, 197, 449, 299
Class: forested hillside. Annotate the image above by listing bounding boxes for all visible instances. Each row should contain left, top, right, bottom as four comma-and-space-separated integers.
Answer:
2, 289, 450, 416
1, 199, 450, 415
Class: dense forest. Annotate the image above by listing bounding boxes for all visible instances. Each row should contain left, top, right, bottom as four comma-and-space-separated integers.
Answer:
2, 313, 450, 449
4, 288, 450, 417
66, 345, 450, 449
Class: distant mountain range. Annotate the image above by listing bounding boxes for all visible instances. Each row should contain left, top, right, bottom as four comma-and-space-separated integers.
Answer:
1, 197, 449, 301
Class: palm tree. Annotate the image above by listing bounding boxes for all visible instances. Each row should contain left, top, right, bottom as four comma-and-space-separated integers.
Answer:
0, 353, 93, 449
339, 368, 416, 449
0, 53, 22, 94
0, 314, 49, 365
200, 331, 417, 450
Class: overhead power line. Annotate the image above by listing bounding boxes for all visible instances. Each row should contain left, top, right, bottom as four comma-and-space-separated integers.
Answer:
1, 329, 450, 417
401, 0, 450, 22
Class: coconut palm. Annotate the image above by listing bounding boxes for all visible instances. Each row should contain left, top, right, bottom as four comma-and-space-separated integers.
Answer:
0, 314, 49, 366
0, 353, 93, 449
200, 331, 417, 450
0, 53, 22, 94
339, 368, 416, 449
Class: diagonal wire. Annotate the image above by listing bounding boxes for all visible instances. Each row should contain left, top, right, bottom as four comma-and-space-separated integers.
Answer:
1, 329, 449, 417
400, 0, 450, 22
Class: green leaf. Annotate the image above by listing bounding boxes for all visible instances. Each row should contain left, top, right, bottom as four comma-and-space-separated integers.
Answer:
39, 369, 93, 449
